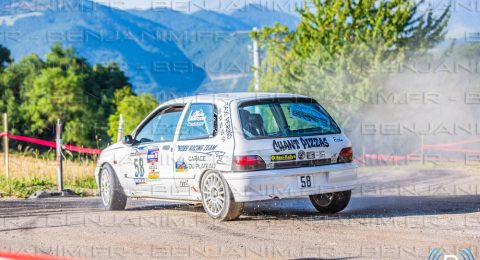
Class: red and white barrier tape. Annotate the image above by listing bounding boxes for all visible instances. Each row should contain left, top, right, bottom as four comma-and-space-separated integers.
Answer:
0, 251, 76, 260
0, 132, 101, 155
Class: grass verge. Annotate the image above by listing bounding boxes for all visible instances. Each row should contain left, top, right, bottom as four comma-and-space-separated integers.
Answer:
0, 175, 97, 198
0, 153, 97, 198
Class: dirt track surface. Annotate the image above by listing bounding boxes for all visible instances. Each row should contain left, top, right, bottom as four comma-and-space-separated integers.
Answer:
0, 168, 479, 259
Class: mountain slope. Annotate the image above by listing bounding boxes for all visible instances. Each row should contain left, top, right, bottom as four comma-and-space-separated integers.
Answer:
0, 0, 207, 95
190, 10, 250, 31
129, 8, 227, 32
129, 6, 300, 93
229, 4, 300, 29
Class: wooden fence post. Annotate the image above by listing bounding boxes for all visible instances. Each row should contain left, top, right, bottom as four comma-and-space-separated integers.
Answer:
3, 113, 8, 179
56, 119, 63, 192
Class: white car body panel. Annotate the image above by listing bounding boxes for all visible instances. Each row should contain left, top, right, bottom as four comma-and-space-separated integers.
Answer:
95, 93, 357, 203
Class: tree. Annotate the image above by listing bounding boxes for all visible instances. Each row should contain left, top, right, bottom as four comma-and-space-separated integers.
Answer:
251, 0, 450, 123
0, 44, 12, 70
108, 87, 159, 141
0, 44, 132, 147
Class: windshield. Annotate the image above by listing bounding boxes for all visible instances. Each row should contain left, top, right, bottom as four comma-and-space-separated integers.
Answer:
238, 100, 341, 139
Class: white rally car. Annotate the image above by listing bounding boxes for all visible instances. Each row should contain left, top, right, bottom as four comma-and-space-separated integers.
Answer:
95, 93, 357, 220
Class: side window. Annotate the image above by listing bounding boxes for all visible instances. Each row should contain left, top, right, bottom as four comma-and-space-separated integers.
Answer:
179, 103, 216, 141
135, 106, 184, 144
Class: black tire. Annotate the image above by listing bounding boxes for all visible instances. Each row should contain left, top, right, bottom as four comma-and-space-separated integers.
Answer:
99, 164, 127, 210
200, 171, 244, 221
309, 190, 351, 214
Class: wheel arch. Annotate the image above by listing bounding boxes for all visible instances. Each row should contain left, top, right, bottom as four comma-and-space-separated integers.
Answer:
97, 162, 111, 187
98, 162, 125, 194
196, 169, 237, 201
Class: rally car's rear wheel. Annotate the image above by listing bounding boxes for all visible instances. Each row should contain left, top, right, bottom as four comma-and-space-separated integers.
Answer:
100, 164, 127, 210
201, 171, 244, 221
309, 190, 351, 214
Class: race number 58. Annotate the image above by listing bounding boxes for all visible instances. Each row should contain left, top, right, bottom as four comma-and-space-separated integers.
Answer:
134, 158, 145, 177
298, 175, 312, 188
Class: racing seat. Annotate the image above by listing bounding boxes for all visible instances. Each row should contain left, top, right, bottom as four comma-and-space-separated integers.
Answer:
249, 113, 268, 136
239, 109, 268, 137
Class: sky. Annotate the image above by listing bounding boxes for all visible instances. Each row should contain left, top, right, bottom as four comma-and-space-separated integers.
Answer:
91, 0, 479, 38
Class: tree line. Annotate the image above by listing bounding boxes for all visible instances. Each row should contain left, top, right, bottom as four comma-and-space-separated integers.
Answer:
251, 0, 451, 125
0, 44, 158, 149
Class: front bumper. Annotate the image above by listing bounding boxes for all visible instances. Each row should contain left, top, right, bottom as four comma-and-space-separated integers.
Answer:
223, 163, 357, 202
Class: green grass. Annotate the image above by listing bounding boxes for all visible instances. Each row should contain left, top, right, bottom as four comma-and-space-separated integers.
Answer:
0, 175, 97, 199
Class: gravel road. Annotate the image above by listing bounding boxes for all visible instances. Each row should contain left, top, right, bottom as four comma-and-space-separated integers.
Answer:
0, 168, 479, 259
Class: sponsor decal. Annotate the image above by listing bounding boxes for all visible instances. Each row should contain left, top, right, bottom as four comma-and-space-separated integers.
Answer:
207, 151, 226, 164
273, 139, 301, 152
134, 178, 147, 185
306, 151, 315, 160
148, 162, 158, 172
331, 153, 338, 163
179, 180, 189, 188
224, 103, 233, 140
178, 145, 189, 152
130, 146, 148, 156
187, 150, 227, 165
300, 137, 330, 149
271, 154, 297, 162
147, 147, 159, 163
273, 137, 330, 152
175, 158, 189, 172
189, 162, 215, 170
298, 150, 306, 160
188, 153, 216, 169
289, 104, 329, 126
162, 145, 170, 151
219, 103, 233, 142
316, 151, 326, 159
204, 145, 218, 151
187, 109, 207, 127
177, 145, 218, 152
188, 154, 209, 162
333, 136, 344, 142
148, 172, 159, 179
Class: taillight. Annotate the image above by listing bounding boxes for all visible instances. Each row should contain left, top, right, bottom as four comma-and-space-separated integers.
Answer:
232, 155, 266, 171
338, 147, 353, 163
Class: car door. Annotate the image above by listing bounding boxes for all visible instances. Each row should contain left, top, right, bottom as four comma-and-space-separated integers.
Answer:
125, 105, 185, 197
173, 103, 218, 196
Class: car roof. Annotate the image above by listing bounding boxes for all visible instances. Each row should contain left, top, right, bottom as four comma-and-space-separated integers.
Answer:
163, 92, 309, 105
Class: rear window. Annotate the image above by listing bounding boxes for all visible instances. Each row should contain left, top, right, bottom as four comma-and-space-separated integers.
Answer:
238, 99, 340, 139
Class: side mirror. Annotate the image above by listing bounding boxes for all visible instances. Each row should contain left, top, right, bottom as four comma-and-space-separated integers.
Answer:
122, 135, 133, 145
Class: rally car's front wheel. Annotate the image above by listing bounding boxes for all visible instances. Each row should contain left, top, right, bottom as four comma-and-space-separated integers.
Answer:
200, 171, 244, 221
100, 164, 127, 210
309, 190, 351, 214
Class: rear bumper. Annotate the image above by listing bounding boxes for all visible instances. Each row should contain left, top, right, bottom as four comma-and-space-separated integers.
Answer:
223, 163, 357, 202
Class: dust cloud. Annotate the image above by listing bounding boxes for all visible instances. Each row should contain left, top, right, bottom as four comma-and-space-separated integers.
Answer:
346, 42, 480, 166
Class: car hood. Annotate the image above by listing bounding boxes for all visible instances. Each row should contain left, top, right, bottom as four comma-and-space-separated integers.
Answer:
102, 141, 125, 153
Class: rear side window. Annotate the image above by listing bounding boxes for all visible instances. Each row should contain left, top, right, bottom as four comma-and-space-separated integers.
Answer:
179, 103, 216, 141
239, 100, 340, 139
